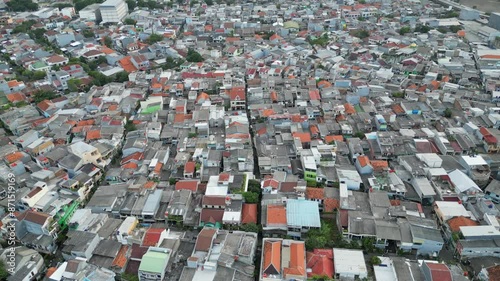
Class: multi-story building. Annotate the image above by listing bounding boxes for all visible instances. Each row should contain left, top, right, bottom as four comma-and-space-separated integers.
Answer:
100, 0, 128, 23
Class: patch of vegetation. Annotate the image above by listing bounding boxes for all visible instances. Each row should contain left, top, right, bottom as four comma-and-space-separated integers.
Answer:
399, 26, 411, 35
74, 0, 104, 12
124, 18, 137, 26
186, 48, 204, 62
124, 121, 137, 132
414, 25, 430, 33
444, 108, 452, 118
243, 191, 259, 203
308, 33, 330, 47
352, 29, 370, 39
7, 0, 38, 11
33, 90, 60, 104
370, 256, 382, 265
147, 33, 164, 44
392, 92, 405, 98
239, 222, 260, 233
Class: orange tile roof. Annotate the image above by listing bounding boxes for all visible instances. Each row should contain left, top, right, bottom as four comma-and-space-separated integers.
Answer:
447, 216, 479, 232
267, 205, 287, 225
262, 109, 275, 117
357, 155, 370, 167
263, 240, 281, 276
306, 187, 324, 199
4, 152, 24, 164
284, 242, 306, 278
457, 30, 466, 37
481, 54, 500, 60
6, 92, 26, 103
241, 203, 258, 224
77, 119, 95, 126
292, 132, 311, 143
270, 91, 278, 102
324, 198, 339, 212
371, 160, 389, 170
431, 80, 440, 89
119, 56, 138, 73
122, 162, 138, 169
392, 104, 404, 114
112, 245, 128, 268
143, 181, 156, 189
310, 125, 319, 135
344, 103, 356, 114
324, 135, 344, 143
108, 104, 118, 111
184, 161, 196, 174
390, 200, 401, 206
7, 80, 22, 88
46, 267, 57, 278
85, 130, 101, 141
154, 162, 162, 174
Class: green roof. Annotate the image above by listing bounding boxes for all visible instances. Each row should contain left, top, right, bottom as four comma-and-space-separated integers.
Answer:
141, 104, 161, 114
283, 21, 299, 29
31, 61, 48, 69
138, 251, 170, 273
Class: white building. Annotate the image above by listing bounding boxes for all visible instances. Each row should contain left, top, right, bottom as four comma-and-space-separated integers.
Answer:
79, 3, 101, 22
333, 248, 368, 279
100, 0, 128, 23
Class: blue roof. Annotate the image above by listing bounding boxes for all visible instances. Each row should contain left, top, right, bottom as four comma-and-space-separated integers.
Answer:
286, 199, 321, 228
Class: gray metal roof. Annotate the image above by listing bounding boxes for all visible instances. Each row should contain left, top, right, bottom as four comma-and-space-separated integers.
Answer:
286, 198, 320, 228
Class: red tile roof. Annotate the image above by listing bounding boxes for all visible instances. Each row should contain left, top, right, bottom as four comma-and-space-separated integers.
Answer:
306, 249, 334, 278
142, 228, 164, 247
426, 262, 452, 281
241, 203, 257, 224
85, 130, 101, 142
324, 135, 344, 143
184, 161, 196, 174
200, 208, 224, 225
324, 198, 339, 212
112, 245, 129, 268
263, 240, 282, 276
447, 216, 479, 232
284, 242, 306, 278
267, 205, 287, 225
175, 180, 198, 193
357, 155, 370, 167
292, 132, 311, 143
306, 187, 324, 199
195, 228, 217, 251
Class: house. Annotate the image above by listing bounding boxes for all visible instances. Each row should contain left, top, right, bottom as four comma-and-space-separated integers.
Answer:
166, 189, 192, 225
420, 261, 452, 281
14, 210, 57, 254
286, 199, 321, 239
138, 248, 171, 281
183, 161, 196, 179
260, 239, 307, 281
0, 246, 44, 281
228, 86, 246, 110
62, 230, 100, 261
485, 179, 500, 203
131, 55, 150, 71
333, 249, 368, 280
306, 249, 334, 279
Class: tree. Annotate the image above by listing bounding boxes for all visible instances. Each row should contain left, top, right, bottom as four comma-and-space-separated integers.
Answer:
370, 256, 382, 266
82, 29, 95, 38
169, 178, 177, 185
186, 48, 204, 62
243, 192, 259, 203
124, 18, 137, 26
361, 237, 376, 253
103, 36, 113, 48
30, 28, 47, 41
147, 33, 164, 44
115, 71, 129, 82
0, 260, 9, 280
399, 26, 411, 35
126, 0, 137, 10
247, 179, 261, 194
352, 29, 370, 39
353, 132, 365, 139
205, 0, 214, 5
7, 0, 38, 11
33, 90, 59, 103
444, 108, 452, 118
306, 235, 328, 250
449, 25, 462, 33
67, 78, 82, 92
437, 27, 448, 33
414, 25, 430, 33
239, 223, 260, 233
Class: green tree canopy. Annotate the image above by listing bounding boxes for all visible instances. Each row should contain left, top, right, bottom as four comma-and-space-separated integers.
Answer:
33, 90, 59, 103
186, 48, 204, 62
242, 192, 259, 203
147, 33, 164, 44
7, 0, 38, 11
239, 223, 260, 233
124, 18, 137, 26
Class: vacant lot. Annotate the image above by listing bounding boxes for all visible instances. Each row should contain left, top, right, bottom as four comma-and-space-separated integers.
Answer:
459, 0, 500, 13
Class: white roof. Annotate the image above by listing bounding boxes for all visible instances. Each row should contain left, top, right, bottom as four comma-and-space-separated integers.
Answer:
373, 257, 397, 281
460, 225, 500, 237
435, 201, 470, 218
448, 169, 481, 193
333, 249, 367, 275
461, 155, 487, 166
